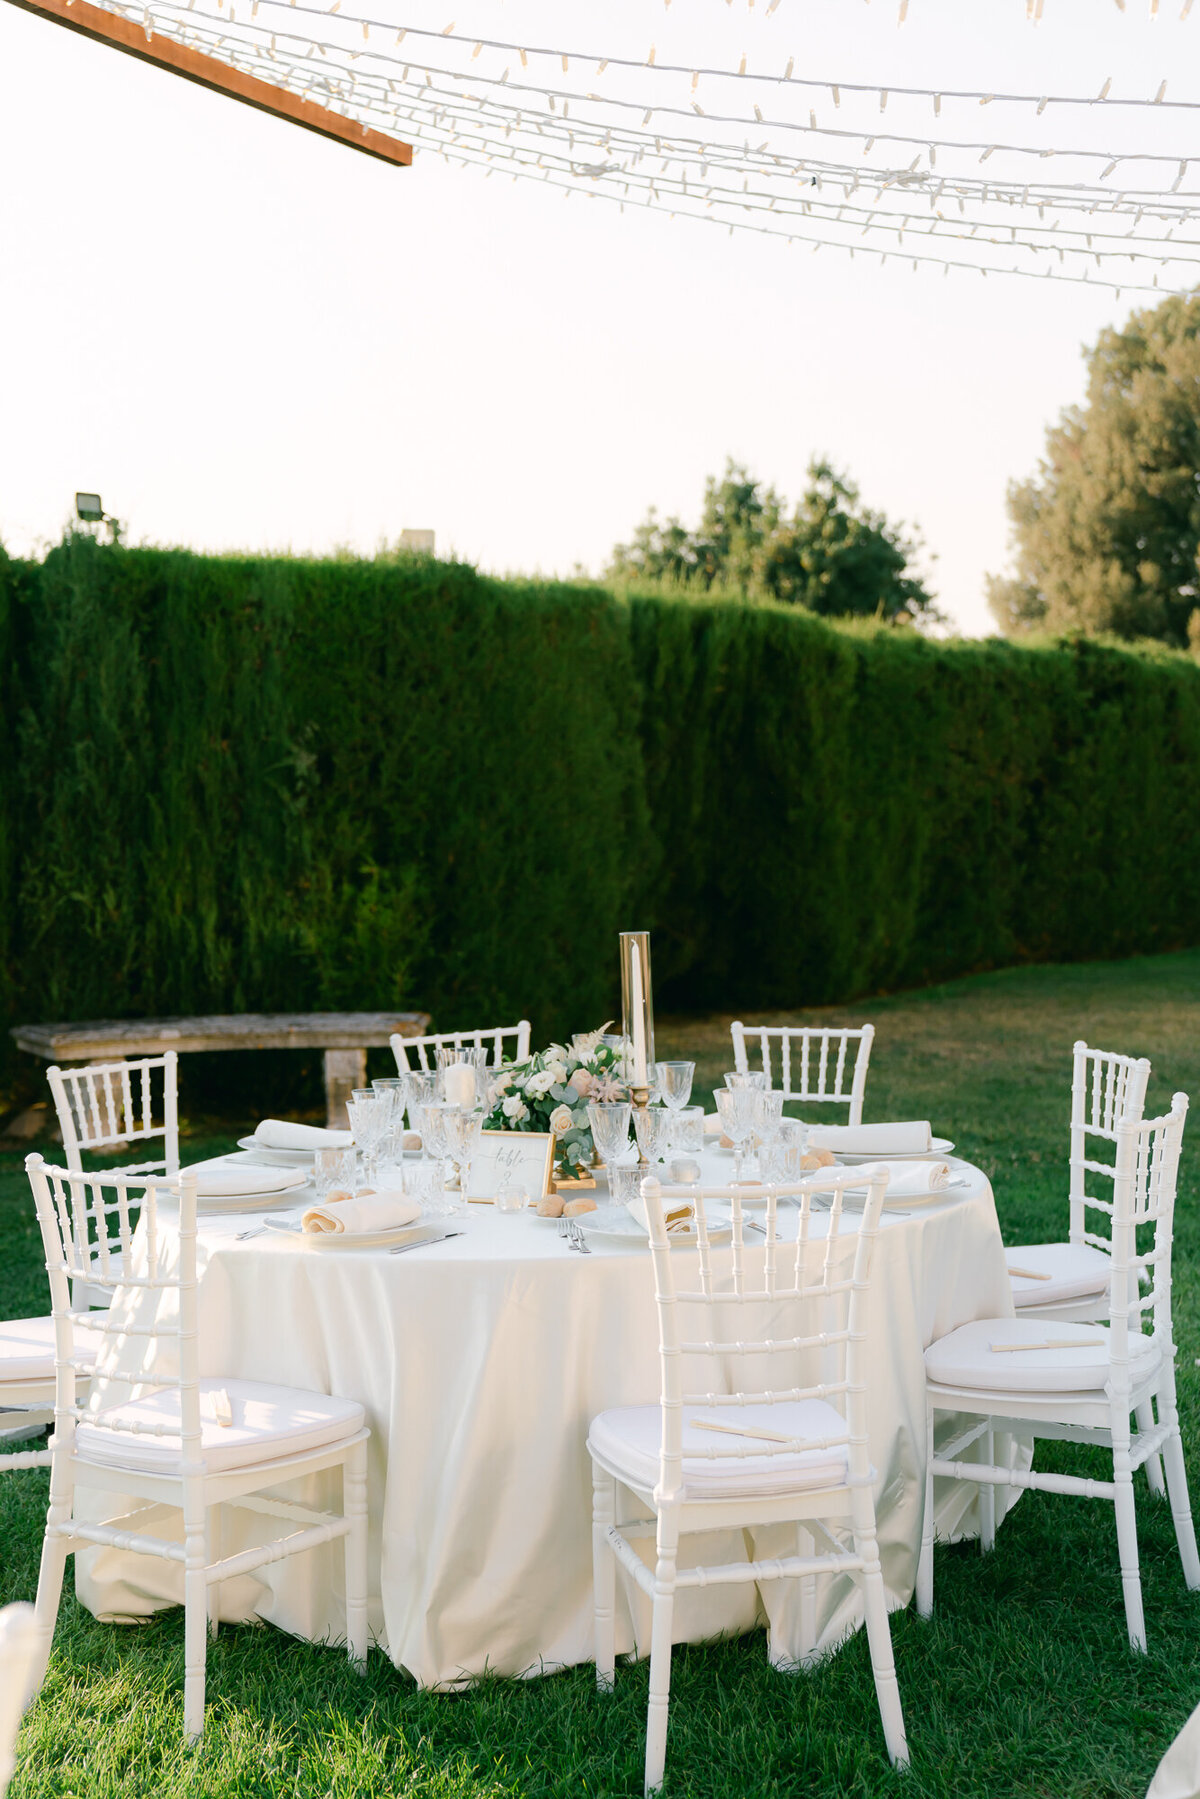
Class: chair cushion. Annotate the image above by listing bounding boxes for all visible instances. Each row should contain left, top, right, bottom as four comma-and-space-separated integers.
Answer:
75, 1379, 364, 1474
925, 1317, 1159, 1394
1006, 1241, 1112, 1308
0, 1316, 102, 1386
588, 1399, 849, 1501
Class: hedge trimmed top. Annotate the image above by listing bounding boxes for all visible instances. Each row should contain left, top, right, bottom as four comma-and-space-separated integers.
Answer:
1, 536, 1197, 1055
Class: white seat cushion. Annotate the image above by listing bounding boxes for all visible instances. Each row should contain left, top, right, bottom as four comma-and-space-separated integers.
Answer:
75, 1379, 364, 1474
1006, 1241, 1112, 1308
0, 1316, 102, 1386
925, 1317, 1159, 1394
589, 1399, 850, 1501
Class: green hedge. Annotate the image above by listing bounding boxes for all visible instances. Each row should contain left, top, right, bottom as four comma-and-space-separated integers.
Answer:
3, 535, 1199, 1090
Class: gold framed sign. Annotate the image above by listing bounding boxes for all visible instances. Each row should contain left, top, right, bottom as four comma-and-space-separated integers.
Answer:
466, 1131, 557, 1204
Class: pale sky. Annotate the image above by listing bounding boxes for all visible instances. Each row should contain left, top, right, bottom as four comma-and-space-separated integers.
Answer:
0, 0, 1194, 635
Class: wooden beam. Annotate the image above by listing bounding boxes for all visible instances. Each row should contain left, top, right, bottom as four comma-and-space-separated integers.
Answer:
2, 0, 413, 166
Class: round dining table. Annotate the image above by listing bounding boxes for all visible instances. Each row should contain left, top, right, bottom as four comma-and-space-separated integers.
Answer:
76, 1150, 1025, 1687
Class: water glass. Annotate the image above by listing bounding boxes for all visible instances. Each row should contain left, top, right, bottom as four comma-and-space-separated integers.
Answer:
495, 1181, 528, 1215
314, 1145, 357, 1198
670, 1104, 705, 1153
406, 1156, 449, 1217
754, 1090, 786, 1146
723, 1070, 768, 1091
405, 1071, 436, 1121
609, 1162, 648, 1214
656, 1061, 695, 1112
633, 1105, 674, 1164
441, 1105, 485, 1213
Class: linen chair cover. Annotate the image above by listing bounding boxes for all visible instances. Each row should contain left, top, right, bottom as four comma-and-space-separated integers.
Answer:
1006, 1040, 1150, 1322
589, 1166, 907, 1795
390, 1020, 531, 1074
919, 1094, 1199, 1653
730, 1023, 874, 1125
0, 1604, 40, 1799
26, 1155, 370, 1740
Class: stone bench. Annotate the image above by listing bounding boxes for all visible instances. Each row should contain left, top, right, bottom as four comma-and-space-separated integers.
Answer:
10, 1010, 431, 1129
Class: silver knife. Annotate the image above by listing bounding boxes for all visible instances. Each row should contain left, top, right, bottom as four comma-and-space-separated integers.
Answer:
388, 1230, 463, 1255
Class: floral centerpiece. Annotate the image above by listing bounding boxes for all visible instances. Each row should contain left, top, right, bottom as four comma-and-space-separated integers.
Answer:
484, 1025, 627, 1178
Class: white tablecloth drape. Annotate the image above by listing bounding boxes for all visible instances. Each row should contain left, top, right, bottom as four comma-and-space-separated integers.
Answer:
76, 1156, 1023, 1687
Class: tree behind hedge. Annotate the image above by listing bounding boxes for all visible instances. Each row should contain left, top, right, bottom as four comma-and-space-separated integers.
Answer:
988, 291, 1200, 646
608, 459, 936, 621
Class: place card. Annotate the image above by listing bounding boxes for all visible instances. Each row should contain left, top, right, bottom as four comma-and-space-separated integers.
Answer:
465, 1130, 556, 1204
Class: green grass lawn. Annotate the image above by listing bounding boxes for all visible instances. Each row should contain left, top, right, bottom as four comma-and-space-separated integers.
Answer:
5, 949, 1200, 1797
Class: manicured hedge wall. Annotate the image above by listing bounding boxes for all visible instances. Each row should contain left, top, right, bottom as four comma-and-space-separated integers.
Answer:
3, 535, 1199, 1080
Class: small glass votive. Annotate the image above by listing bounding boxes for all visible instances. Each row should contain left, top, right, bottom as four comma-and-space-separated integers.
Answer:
670, 1105, 705, 1153
314, 1145, 357, 1198
495, 1181, 528, 1215
669, 1156, 702, 1184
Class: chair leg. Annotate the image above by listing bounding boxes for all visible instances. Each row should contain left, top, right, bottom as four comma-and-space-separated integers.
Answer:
853, 1510, 908, 1770
916, 1397, 935, 1619
182, 1512, 209, 1741
344, 1439, 369, 1672
207, 1506, 222, 1642
592, 1461, 617, 1692
980, 1430, 996, 1554
1157, 1368, 1200, 1590
1112, 1452, 1147, 1653
796, 1525, 818, 1665
1135, 1400, 1165, 1497
643, 1530, 679, 1797
31, 1527, 70, 1690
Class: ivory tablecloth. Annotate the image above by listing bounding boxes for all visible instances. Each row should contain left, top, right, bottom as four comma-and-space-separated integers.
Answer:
77, 1156, 1021, 1686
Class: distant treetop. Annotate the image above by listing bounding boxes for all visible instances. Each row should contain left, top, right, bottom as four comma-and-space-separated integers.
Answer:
607, 458, 937, 624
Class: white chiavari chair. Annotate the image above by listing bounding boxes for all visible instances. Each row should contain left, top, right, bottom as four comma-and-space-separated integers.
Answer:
0, 1604, 40, 1799
1005, 1042, 1161, 1492
390, 1020, 531, 1073
47, 1051, 180, 1176
26, 1156, 370, 1740
588, 1167, 908, 1796
730, 1023, 874, 1125
918, 1094, 1199, 1653
44, 1052, 180, 1311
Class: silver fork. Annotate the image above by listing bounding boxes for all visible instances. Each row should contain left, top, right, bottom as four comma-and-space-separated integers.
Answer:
570, 1220, 592, 1254
236, 1225, 267, 1240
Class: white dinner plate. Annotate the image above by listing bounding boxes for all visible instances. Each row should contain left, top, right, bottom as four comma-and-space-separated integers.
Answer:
834, 1138, 955, 1165
261, 1217, 440, 1251
236, 1137, 320, 1168
579, 1210, 734, 1248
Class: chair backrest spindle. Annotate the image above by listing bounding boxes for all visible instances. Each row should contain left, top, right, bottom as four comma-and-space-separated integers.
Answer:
390, 1021, 531, 1074
730, 1023, 875, 1124
47, 1053, 179, 1176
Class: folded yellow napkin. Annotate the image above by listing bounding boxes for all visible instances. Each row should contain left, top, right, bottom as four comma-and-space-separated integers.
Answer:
301, 1191, 422, 1235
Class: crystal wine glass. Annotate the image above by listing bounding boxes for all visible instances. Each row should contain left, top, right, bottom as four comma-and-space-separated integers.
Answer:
714, 1085, 758, 1183
723, 1070, 768, 1091
346, 1088, 389, 1189
633, 1105, 674, 1166
441, 1104, 485, 1215
588, 1099, 632, 1194
412, 1099, 449, 1207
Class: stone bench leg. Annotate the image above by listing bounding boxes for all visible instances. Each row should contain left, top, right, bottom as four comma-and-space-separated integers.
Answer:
324, 1049, 367, 1129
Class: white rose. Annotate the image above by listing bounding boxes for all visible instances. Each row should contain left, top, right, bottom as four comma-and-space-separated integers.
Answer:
526, 1070, 555, 1098
502, 1096, 529, 1122
492, 1071, 512, 1095
548, 1104, 574, 1135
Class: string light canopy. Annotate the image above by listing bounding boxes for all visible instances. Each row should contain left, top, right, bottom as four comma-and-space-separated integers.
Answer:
9, 0, 1200, 291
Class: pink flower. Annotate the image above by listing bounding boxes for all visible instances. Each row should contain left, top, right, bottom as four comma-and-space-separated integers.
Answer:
569, 1068, 594, 1097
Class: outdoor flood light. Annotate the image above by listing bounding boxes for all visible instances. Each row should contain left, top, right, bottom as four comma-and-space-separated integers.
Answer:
75, 492, 104, 522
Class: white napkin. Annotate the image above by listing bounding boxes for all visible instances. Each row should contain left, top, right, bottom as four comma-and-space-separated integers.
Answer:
851, 1159, 952, 1198
255, 1119, 355, 1151
301, 1190, 421, 1235
808, 1120, 932, 1156
184, 1166, 307, 1198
